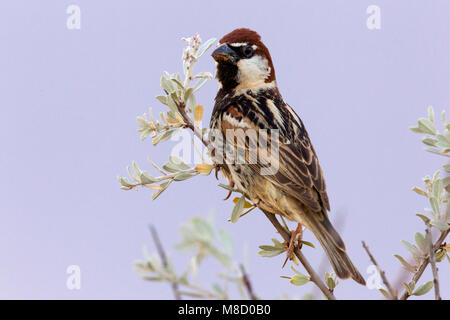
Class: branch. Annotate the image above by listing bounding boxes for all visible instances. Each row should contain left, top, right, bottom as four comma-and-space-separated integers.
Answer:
361, 241, 397, 300
239, 264, 257, 300
426, 223, 441, 300
263, 211, 336, 300
149, 225, 181, 300
399, 228, 449, 300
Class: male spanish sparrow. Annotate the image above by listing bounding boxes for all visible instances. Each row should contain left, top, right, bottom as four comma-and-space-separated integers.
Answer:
208, 28, 365, 285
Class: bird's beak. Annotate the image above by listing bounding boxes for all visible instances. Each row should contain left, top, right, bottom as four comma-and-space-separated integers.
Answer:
212, 44, 238, 63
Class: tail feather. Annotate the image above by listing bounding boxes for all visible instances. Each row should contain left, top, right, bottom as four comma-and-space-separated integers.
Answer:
304, 213, 366, 285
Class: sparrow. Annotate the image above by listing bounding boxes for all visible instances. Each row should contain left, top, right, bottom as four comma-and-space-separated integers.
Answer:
208, 28, 365, 285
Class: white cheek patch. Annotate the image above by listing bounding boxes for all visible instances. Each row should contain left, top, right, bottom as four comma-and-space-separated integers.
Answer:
237, 55, 271, 88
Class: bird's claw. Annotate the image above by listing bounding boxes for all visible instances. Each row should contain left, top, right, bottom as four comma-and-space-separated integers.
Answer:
282, 223, 303, 268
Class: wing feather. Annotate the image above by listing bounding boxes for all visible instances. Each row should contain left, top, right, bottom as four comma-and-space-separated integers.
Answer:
218, 100, 330, 213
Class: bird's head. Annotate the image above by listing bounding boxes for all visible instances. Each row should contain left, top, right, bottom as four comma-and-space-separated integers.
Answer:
212, 28, 276, 92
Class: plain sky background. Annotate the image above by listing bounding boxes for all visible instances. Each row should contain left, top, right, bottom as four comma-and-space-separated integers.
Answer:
0, 1, 449, 299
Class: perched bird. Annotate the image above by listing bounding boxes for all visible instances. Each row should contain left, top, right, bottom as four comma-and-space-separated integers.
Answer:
209, 28, 365, 285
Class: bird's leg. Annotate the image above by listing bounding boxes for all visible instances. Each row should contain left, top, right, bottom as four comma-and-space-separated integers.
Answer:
282, 223, 303, 268
214, 164, 221, 180
223, 180, 235, 200
215, 164, 236, 200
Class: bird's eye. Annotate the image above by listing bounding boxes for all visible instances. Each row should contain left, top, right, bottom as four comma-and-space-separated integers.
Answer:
243, 46, 254, 58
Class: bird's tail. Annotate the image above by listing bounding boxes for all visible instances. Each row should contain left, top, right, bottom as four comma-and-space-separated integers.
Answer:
301, 212, 366, 285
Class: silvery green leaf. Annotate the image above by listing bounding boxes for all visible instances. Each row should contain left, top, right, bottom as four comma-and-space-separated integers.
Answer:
430, 220, 450, 231
290, 274, 310, 286
170, 91, 180, 105
394, 254, 416, 272
410, 126, 423, 134
414, 232, 427, 253
140, 129, 151, 141
425, 147, 444, 155
166, 95, 179, 113
162, 163, 180, 173
258, 247, 284, 257
432, 170, 440, 183
412, 186, 427, 197
230, 195, 246, 223
409, 280, 416, 292
418, 118, 437, 135
218, 229, 233, 254
177, 271, 189, 285
192, 217, 215, 241
259, 245, 281, 251
193, 72, 213, 79
429, 197, 440, 217
428, 105, 435, 123
140, 171, 158, 184
168, 156, 191, 170
379, 288, 390, 299
152, 181, 171, 200
189, 256, 199, 279
170, 78, 185, 90
435, 249, 446, 262
183, 61, 189, 76
412, 281, 433, 296
156, 95, 168, 106
325, 272, 337, 291
160, 76, 176, 93
212, 283, 225, 296
132, 161, 142, 176
299, 240, 316, 248
195, 38, 216, 59
142, 276, 164, 281
177, 291, 205, 298
213, 250, 233, 268
416, 214, 430, 224
422, 137, 437, 146
436, 134, 450, 149
401, 240, 422, 259
271, 238, 285, 248
152, 129, 178, 146
188, 91, 197, 112
193, 78, 208, 92
136, 116, 149, 128
118, 176, 134, 188
127, 165, 139, 182
173, 172, 195, 181
432, 179, 443, 200
401, 282, 413, 295
183, 87, 194, 103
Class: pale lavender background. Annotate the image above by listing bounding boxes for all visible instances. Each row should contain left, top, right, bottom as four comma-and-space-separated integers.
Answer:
0, 1, 449, 299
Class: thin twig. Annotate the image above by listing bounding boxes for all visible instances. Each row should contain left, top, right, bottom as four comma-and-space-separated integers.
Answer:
399, 228, 449, 300
149, 224, 181, 300
239, 264, 257, 300
263, 211, 336, 300
426, 224, 441, 300
362, 241, 397, 300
